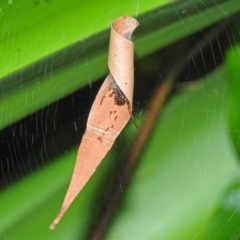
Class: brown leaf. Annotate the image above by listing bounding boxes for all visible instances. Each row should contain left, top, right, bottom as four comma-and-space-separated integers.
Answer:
50, 16, 139, 230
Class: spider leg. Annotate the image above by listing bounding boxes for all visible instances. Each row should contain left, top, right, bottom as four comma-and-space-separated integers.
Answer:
127, 101, 138, 129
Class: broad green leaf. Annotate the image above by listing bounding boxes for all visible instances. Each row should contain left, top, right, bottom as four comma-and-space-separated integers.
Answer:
206, 175, 240, 240
205, 43, 240, 240
0, 147, 117, 239
105, 66, 239, 240
226, 43, 240, 157
0, 0, 171, 77
1, 0, 240, 130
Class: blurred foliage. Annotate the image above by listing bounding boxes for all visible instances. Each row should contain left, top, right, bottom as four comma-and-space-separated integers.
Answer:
1, 0, 240, 239
105, 66, 238, 240
226, 44, 240, 157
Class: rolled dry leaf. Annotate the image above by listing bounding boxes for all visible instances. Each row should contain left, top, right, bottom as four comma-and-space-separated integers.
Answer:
50, 16, 139, 230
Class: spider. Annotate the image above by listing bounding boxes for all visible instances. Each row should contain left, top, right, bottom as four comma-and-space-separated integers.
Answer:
109, 84, 127, 106
109, 79, 138, 129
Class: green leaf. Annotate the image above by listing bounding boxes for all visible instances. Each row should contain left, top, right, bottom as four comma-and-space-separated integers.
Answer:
105, 66, 239, 240
1, 0, 240, 130
226, 43, 240, 157
0, 147, 117, 239
205, 42, 240, 240
0, 0, 171, 77
206, 175, 240, 240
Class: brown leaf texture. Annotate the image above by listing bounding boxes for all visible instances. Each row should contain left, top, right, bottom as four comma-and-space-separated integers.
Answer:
50, 17, 139, 230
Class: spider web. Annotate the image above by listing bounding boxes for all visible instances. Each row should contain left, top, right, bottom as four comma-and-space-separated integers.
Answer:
1, 1, 240, 240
